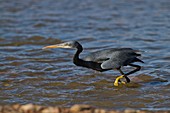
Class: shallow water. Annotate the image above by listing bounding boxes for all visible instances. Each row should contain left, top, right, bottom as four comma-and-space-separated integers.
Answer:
0, 0, 170, 110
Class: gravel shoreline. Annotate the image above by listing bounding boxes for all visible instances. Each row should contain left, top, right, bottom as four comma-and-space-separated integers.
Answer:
0, 104, 169, 113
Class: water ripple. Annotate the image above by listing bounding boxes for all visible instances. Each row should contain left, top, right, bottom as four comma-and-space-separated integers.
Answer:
0, 0, 170, 110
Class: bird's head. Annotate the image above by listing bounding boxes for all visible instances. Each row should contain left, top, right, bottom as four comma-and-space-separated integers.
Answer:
42, 41, 80, 49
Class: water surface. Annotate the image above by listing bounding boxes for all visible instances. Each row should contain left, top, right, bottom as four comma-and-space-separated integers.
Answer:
0, 0, 170, 110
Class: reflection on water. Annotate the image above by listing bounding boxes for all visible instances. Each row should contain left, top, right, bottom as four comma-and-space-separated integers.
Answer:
0, 0, 170, 110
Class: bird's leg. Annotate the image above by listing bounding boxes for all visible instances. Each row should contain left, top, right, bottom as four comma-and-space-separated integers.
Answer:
119, 68, 130, 83
125, 64, 141, 76
114, 68, 130, 86
114, 64, 141, 86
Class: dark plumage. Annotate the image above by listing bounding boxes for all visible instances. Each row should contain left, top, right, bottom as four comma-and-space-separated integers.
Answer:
83, 48, 144, 70
43, 41, 144, 86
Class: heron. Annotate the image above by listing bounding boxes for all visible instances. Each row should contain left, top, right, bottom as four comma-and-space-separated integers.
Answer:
43, 41, 144, 86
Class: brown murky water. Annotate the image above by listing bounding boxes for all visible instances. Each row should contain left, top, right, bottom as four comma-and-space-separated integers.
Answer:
0, 0, 170, 111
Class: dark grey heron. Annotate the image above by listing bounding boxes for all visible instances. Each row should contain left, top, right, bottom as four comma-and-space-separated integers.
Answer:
43, 41, 144, 86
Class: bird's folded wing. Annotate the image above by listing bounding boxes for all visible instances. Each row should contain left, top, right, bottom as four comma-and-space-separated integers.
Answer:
101, 58, 121, 69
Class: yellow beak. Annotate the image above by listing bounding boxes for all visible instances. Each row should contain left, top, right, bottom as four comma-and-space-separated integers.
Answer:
42, 42, 71, 49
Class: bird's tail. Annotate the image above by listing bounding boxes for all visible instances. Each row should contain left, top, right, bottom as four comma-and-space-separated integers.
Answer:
134, 57, 144, 63
134, 49, 145, 56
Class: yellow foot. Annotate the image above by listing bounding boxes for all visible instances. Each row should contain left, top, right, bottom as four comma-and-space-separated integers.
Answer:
114, 75, 126, 86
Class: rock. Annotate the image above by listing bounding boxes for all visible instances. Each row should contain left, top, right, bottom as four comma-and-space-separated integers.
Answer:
70, 104, 94, 113
0, 104, 169, 113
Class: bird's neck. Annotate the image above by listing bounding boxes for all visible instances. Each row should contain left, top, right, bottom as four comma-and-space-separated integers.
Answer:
73, 45, 104, 72
73, 44, 83, 65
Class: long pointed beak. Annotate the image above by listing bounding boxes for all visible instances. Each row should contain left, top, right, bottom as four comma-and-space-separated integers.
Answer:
42, 42, 71, 49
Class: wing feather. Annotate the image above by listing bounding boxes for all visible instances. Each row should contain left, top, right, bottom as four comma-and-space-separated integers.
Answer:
101, 58, 121, 69
83, 48, 142, 69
